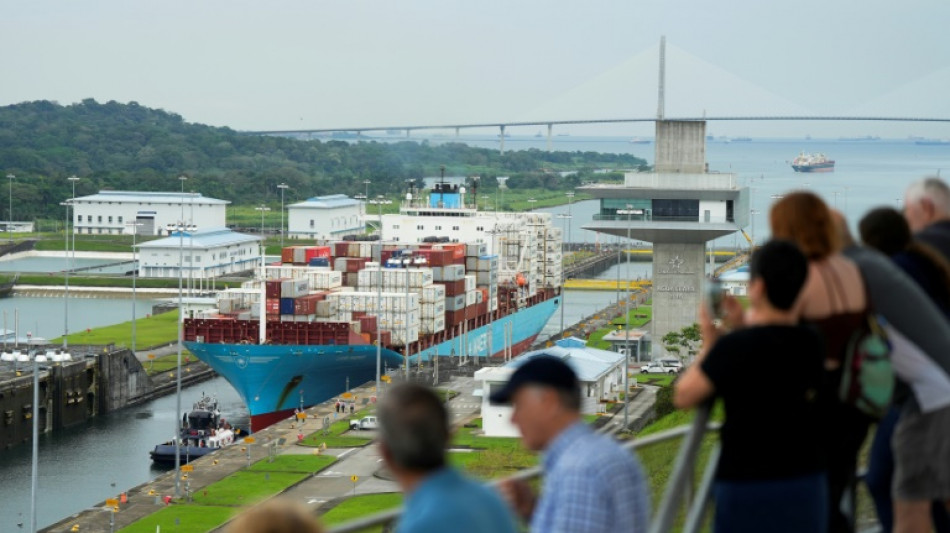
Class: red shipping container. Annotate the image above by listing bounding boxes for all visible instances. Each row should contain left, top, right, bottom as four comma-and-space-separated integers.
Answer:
281, 247, 296, 263
370, 330, 392, 347
359, 316, 377, 333
265, 280, 282, 299
305, 246, 332, 262
334, 242, 350, 257
346, 257, 370, 273
443, 279, 466, 297
443, 243, 465, 259
266, 298, 280, 314
294, 294, 321, 315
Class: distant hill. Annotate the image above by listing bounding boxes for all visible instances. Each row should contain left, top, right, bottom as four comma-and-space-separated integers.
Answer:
0, 99, 646, 221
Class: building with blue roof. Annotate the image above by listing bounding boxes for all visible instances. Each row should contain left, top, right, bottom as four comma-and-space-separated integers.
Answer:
70, 191, 229, 236
474, 338, 627, 437
135, 227, 261, 279
287, 194, 362, 240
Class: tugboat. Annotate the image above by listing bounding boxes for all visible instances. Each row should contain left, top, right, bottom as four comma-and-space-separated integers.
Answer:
149, 395, 241, 465
791, 152, 835, 173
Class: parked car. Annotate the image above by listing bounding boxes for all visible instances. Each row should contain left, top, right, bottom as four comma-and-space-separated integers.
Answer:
640, 362, 679, 374
659, 358, 684, 372
349, 416, 378, 430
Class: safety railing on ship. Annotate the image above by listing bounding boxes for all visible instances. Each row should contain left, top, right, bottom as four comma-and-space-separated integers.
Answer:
329, 404, 720, 533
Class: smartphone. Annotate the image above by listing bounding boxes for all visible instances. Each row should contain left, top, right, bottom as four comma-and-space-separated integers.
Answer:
705, 277, 725, 319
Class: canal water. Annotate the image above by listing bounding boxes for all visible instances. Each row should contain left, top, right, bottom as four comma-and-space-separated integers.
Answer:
0, 296, 160, 342
0, 375, 248, 530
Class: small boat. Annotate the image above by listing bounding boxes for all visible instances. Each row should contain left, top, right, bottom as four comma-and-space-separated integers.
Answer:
915, 139, 950, 146
149, 395, 242, 465
629, 137, 651, 144
791, 152, 835, 173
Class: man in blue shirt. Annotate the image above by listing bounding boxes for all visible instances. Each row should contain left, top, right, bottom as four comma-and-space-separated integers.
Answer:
378, 383, 517, 533
492, 356, 650, 532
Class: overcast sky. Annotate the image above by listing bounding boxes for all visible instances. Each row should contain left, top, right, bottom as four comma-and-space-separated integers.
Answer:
3, 1, 949, 137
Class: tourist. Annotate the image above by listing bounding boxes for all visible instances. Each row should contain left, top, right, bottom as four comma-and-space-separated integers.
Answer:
226, 498, 325, 533
675, 240, 827, 533
858, 207, 950, 532
903, 177, 950, 257
378, 383, 517, 533
770, 192, 867, 533
493, 356, 649, 532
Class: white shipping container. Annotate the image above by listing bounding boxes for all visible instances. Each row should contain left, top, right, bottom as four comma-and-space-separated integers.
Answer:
281, 279, 310, 298
476, 271, 493, 286
477, 256, 499, 271
436, 264, 465, 282
421, 284, 446, 303
315, 300, 338, 317
466, 290, 478, 307
421, 317, 446, 334
464, 275, 476, 292
466, 243, 487, 257
445, 294, 467, 311
465, 257, 479, 271
308, 270, 343, 290
389, 326, 420, 347
421, 301, 446, 318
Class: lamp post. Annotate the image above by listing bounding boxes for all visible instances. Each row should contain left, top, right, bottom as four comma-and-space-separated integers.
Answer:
362, 179, 371, 216
174, 175, 187, 498
127, 222, 144, 353
277, 183, 289, 249
60, 201, 71, 348
374, 196, 384, 400
617, 205, 639, 430
6, 173, 14, 239
255, 205, 271, 242
558, 192, 574, 335
14, 340, 49, 533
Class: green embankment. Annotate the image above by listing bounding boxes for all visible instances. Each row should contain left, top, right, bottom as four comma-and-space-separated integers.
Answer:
587, 302, 653, 350
52, 309, 181, 348
118, 455, 336, 533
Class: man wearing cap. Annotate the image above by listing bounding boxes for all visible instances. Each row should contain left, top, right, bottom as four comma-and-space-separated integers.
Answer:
379, 383, 517, 533
493, 355, 650, 532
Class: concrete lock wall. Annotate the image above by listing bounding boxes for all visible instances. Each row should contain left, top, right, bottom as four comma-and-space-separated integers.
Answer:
651, 242, 706, 357
97, 349, 152, 412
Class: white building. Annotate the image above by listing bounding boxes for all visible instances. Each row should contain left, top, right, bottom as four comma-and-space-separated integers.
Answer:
135, 227, 261, 279
719, 265, 750, 296
287, 194, 362, 240
71, 191, 229, 236
475, 338, 627, 437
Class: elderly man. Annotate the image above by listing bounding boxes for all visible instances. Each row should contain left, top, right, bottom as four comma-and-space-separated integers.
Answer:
493, 356, 649, 532
904, 176, 950, 257
377, 383, 517, 533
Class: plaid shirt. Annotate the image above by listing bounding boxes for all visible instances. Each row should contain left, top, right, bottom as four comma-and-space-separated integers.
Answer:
531, 422, 650, 532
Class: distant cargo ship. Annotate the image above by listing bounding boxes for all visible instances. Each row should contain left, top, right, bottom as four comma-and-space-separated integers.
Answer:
915, 139, 950, 146
183, 183, 561, 430
791, 152, 835, 173
839, 135, 880, 141
628, 137, 651, 144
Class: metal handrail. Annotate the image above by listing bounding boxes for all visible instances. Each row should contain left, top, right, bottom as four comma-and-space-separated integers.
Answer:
328, 408, 721, 533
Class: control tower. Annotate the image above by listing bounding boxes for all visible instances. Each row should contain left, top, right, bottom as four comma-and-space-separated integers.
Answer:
581, 120, 748, 356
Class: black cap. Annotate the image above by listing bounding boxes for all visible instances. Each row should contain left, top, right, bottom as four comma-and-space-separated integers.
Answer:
489, 355, 578, 404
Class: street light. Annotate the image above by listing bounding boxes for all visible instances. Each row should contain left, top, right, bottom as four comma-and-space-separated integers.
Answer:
6, 173, 14, 238
277, 183, 289, 249
1, 341, 54, 532
255, 205, 271, 241
374, 196, 384, 400
127, 222, 144, 353
59, 201, 71, 348
618, 205, 641, 430
174, 175, 187, 498
558, 192, 575, 335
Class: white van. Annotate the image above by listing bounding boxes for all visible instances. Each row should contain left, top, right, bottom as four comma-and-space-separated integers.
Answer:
349, 416, 378, 430
659, 358, 683, 372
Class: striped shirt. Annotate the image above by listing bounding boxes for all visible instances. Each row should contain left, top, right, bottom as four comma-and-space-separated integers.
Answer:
532, 422, 650, 532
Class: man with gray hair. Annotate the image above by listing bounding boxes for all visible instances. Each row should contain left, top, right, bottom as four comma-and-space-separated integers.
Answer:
904, 176, 950, 257
377, 383, 517, 533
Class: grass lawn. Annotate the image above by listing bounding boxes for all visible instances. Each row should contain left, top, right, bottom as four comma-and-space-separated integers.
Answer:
321, 492, 404, 530
248, 454, 336, 473
118, 505, 237, 533
300, 408, 374, 448
52, 309, 180, 348
635, 374, 677, 388
189, 471, 309, 506
587, 305, 653, 350
144, 353, 197, 376
448, 421, 537, 479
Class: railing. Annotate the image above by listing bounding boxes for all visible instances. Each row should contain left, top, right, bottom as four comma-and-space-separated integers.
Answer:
329, 404, 721, 533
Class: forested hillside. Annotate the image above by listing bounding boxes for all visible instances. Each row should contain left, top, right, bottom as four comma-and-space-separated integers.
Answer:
0, 99, 647, 220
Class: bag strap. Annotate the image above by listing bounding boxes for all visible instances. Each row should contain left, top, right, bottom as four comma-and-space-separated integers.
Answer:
816, 262, 848, 312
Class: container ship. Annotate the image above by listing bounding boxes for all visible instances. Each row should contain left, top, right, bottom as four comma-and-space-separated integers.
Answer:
183, 183, 562, 430
791, 152, 835, 173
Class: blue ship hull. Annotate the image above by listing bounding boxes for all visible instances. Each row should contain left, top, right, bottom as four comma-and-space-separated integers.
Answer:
184, 297, 558, 430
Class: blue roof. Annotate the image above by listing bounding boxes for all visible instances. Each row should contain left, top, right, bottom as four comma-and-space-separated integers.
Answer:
290, 194, 359, 209
136, 227, 260, 249
505, 338, 624, 382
